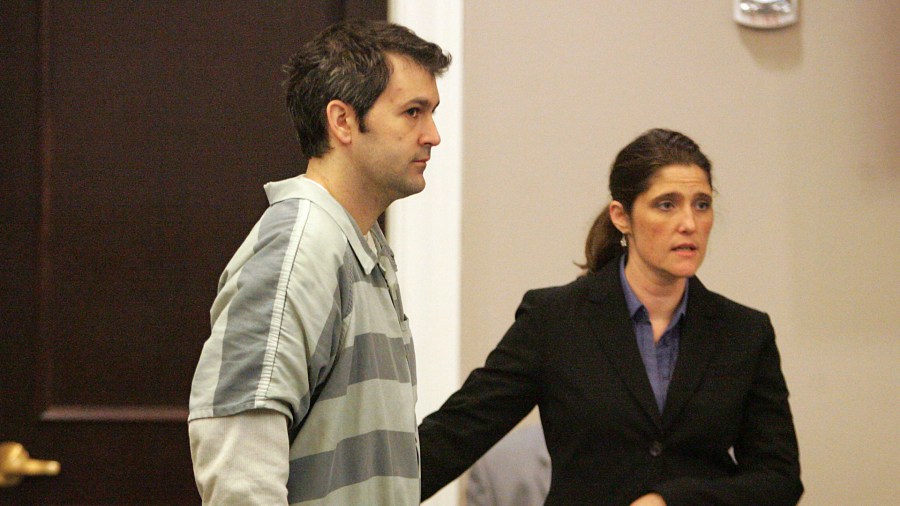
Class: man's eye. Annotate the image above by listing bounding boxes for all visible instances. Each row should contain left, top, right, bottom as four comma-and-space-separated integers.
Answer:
696, 200, 712, 210
406, 108, 420, 117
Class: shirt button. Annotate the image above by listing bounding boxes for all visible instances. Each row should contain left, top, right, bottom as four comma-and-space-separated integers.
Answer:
650, 441, 663, 457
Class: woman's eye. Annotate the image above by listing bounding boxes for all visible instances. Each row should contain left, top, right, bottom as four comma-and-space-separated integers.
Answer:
657, 201, 674, 210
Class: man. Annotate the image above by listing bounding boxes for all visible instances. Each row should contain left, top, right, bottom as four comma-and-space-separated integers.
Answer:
188, 19, 451, 505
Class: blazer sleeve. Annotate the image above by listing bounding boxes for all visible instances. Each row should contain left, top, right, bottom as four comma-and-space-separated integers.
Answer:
419, 290, 546, 500
653, 314, 803, 505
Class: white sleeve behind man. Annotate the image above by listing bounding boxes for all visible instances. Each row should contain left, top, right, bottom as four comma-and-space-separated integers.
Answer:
466, 424, 550, 506
189, 409, 290, 505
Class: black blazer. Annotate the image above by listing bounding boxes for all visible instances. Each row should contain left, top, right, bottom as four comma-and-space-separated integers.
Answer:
419, 259, 802, 505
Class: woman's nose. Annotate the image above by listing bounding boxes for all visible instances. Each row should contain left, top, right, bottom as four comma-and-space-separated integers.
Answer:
679, 208, 697, 232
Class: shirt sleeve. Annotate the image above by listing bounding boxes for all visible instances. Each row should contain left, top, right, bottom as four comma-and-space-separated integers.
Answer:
189, 199, 347, 425
189, 409, 290, 505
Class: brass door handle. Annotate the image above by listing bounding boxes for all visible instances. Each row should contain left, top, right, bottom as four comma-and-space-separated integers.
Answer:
0, 442, 61, 488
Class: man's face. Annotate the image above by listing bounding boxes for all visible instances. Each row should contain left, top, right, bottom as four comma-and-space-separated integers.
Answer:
350, 53, 441, 205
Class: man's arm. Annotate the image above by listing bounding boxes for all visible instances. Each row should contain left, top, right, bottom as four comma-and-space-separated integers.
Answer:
189, 409, 290, 505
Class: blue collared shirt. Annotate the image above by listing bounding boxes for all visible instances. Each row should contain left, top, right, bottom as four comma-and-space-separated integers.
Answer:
619, 255, 688, 413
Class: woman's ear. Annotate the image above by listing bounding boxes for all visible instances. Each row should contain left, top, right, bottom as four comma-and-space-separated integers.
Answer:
325, 99, 355, 146
609, 201, 631, 235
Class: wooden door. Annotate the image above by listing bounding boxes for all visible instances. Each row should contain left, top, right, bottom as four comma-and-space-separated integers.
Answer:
0, 1, 385, 503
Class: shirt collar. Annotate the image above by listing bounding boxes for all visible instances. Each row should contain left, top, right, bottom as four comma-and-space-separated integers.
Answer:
618, 254, 689, 326
263, 175, 381, 274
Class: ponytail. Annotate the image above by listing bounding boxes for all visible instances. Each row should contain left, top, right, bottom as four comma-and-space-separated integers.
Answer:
579, 206, 623, 273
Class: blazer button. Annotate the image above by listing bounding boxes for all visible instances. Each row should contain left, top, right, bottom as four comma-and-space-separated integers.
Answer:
650, 441, 663, 457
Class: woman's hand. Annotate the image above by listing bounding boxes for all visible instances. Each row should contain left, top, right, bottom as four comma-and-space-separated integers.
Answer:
630, 493, 666, 506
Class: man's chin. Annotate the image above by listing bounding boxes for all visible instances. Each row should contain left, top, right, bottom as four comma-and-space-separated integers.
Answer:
389, 180, 426, 202
405, 178, 427, 196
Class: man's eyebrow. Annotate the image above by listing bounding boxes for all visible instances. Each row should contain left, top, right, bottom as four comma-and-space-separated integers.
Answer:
405, 98, 439, 111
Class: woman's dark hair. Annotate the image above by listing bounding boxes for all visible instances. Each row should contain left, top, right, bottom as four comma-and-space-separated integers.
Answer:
581, 128, 713, 273
283, 19, 451, 158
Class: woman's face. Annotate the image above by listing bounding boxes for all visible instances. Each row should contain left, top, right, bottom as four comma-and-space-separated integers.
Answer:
611, 163, 714, 286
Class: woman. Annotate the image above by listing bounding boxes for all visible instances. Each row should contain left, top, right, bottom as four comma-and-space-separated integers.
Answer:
419, 129, 802, 505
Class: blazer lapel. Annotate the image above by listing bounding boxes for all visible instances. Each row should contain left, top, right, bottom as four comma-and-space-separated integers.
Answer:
585, 263, 663, 429
661, 276, 721, 429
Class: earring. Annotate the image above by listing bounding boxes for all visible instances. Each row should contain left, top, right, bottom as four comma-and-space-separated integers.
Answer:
620, 235, 627, 248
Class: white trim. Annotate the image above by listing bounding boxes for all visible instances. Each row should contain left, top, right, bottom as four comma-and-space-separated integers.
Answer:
387, 2, 463, 505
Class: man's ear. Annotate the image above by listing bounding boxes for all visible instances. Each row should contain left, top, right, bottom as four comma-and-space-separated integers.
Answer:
325, 99, 356, 147
609, 200, 631, 235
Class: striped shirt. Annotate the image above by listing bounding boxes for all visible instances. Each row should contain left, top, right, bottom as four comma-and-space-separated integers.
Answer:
189, 176, 419, 505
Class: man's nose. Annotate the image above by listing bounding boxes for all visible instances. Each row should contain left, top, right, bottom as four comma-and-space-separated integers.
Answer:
421, 116, 441, 146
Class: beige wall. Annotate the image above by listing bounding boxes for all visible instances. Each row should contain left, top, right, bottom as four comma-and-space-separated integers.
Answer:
460, 1, 899, 504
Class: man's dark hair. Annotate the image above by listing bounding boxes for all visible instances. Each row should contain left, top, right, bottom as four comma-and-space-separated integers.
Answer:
284, 19, 452, 158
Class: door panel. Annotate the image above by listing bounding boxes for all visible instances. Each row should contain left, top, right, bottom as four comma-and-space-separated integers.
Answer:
0, 1, 386, 503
